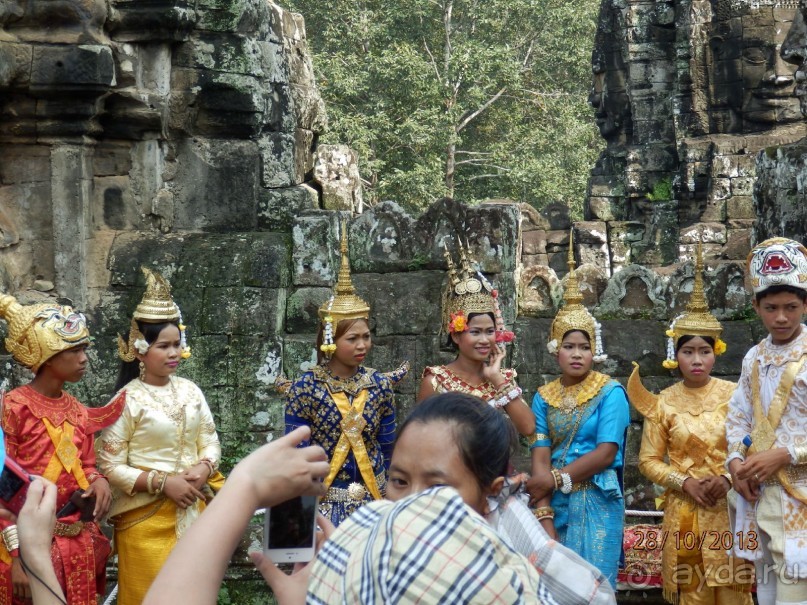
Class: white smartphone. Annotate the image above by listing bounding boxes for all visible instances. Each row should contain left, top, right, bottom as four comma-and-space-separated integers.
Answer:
263, 495, 318, 563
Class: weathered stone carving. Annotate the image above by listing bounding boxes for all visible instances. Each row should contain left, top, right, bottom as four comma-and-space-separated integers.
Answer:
754, 2, 807, 241
587, 0, 806, 269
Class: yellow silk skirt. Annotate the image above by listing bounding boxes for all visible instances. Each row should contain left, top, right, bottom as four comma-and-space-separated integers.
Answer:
114, 499, 201, 605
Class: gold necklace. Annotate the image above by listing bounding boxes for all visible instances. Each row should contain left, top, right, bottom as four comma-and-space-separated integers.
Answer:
558, 381, 585, 412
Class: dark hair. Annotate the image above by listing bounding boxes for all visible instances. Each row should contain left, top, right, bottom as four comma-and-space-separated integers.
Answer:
315, 318, 369, 365
397, 392, 517, 489
446, 312, 496, 350
561, 329, 591, 343
114, 321, 179, 391
675, 334, 715, 354
755, 284, 807, 303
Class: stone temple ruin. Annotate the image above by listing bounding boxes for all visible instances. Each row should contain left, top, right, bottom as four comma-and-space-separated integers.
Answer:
1, 0, 807, 598
588, 0, 805, 270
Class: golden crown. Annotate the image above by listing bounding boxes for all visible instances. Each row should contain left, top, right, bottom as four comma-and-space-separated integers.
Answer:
548, 231, 606, 360
663, 241, 724, 369
319, 223, 370, 326
118, 267, 189, 362
0, 294, 91, 372
441, 241, 496, 334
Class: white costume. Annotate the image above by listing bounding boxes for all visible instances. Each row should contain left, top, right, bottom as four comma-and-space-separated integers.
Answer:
726, 238, 807, 605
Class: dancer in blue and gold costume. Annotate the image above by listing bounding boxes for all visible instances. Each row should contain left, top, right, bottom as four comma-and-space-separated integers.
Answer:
526, 233, 630, 586
283, 225, 407, 526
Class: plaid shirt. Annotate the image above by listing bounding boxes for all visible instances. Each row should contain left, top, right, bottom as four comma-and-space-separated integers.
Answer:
307, 486, 543, 604
487, 477, 616, 605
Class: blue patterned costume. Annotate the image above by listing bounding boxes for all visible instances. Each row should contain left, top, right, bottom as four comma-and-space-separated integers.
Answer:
531, 373, 630, 586
285, 364, 397, 526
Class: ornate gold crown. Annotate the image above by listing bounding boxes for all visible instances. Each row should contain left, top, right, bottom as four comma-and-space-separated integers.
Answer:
0, 294, 91, 372
318, 223, 371, 326
317, 223, 370, 356
118, 267, 189, 362
548, 230, 606, 361
441, 241, 496, 334
663, 241, 725, 369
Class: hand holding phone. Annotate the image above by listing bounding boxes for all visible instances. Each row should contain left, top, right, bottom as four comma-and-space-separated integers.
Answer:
263, 496, 318, 563
0, 458, 32, 517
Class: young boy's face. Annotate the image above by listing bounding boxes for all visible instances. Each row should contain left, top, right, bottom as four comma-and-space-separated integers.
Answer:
41, 345, 89, 383
752, 291, 807, 345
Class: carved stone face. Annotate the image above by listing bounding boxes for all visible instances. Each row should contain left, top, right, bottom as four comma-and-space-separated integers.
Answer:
589, 49, 632, 143
711, 7, 801, 130
781, 3, 807, 116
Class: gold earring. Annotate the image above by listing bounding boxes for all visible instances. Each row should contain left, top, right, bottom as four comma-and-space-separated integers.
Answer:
139, 361, 146, 381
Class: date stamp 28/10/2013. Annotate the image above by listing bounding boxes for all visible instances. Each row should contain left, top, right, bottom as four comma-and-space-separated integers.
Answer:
632, 528, 758, 552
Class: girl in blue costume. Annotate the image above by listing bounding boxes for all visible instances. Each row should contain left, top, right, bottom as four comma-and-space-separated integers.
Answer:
283, 226, 407, 526
526, 234, 630, 586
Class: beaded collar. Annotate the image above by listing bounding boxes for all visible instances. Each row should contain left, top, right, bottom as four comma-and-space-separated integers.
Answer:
312, 364, 375, 397
538, 371, 610, 410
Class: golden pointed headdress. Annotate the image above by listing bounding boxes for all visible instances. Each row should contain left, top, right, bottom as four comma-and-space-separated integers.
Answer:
118, 267, 190, 362
318, 223, 370, 356
662, 241, 725, 369
441, 239, 497, 335
0, 294, 90, 372
548, 230, 606, 361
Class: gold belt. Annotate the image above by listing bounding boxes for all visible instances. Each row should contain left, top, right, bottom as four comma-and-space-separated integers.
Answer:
325, 472, 386, 504
53, 521, 84, 538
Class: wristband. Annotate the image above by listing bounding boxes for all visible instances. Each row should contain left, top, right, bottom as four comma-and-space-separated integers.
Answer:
559, 472, 573, 494
2, 526, 19, 556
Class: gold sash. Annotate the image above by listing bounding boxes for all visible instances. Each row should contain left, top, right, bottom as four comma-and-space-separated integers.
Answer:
322, 389, 383, 500
750, 352, 807, 504
41, 418, 89, 490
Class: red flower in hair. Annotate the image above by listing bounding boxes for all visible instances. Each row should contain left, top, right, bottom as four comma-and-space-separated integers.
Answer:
496, 330, 515, 343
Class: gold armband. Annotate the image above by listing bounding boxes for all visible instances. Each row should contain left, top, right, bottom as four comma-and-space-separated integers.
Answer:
2, 526, 19, 554
668, 471, 688, 491
791, 445, 807, 466
728, 442, 748, 458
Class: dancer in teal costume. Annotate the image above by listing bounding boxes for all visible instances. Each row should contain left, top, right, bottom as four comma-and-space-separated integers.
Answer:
526, 233, 629, 585
530, 378, 628, 586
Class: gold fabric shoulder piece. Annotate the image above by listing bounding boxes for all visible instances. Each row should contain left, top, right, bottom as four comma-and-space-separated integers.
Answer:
627, 362, 659, 420
381, 361, 410, 386
273, 374, 293, 395
538, 371, 611, 409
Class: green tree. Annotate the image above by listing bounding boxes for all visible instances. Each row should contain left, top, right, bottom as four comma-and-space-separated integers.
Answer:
286, 0, 602, 215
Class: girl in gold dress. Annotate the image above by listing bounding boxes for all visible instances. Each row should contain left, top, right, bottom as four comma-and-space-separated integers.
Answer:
98, 268, 222, 605
628, 244, 753, 605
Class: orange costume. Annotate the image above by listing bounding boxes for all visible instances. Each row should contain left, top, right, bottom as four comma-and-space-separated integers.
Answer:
0, 293, 125, 605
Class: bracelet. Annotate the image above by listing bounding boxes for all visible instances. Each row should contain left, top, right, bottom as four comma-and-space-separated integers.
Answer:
550, 468, 562, 491
146, 470, 158, 495
198, 458, 216, 476
156, 471, 168, 496
2, 526, 19, 553
789, 444, 807, 465
495, 380, 514, 396
559, 472, 573, 494
728, 442, 748, 458
532, 506, 554, 520
86, 472, 105, 484
487, 386, 523, 409
668, 471, 688, 491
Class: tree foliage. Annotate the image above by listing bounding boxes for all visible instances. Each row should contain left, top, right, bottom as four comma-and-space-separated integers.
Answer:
285, 0, 603, 214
